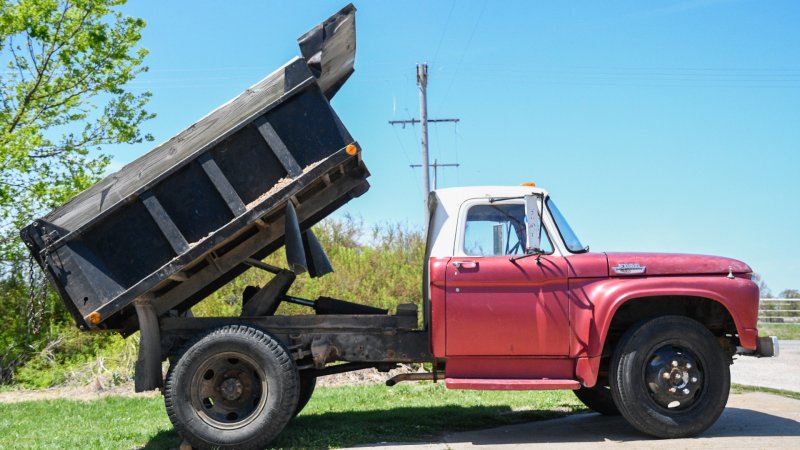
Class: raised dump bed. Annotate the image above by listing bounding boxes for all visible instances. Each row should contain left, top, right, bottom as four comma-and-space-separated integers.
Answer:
21, 4, 367, 333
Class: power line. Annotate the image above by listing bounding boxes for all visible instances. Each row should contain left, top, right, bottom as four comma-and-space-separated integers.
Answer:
389, 63, 461, 210
410, 159, 460, 190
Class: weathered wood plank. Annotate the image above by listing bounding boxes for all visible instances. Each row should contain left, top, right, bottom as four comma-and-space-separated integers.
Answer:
140, 192, 190, 255
197, 153, 246, 215
254, 117, 303, 177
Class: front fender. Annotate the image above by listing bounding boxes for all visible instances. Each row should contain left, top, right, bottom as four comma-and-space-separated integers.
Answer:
570, 275, 759, 386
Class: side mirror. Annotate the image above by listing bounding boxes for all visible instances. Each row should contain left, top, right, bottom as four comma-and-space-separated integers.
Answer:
524, 194, 543, 254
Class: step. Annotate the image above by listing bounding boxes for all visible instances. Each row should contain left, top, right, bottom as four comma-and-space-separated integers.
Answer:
445, 378, 581, 391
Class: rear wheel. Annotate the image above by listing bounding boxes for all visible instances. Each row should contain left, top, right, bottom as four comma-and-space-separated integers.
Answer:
293, 370, 317, 417
164, 325, 299, 449
573, 384, 620, 415
609, 316, 729, 438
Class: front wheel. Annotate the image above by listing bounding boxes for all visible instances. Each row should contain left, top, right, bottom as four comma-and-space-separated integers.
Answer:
573, 384, 620, 415
609, 316, 730, 438
164, 325, 299, 449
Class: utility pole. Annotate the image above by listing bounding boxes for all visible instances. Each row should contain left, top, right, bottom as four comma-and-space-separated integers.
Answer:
388, 63, 460, 205
410, 159, 459, 190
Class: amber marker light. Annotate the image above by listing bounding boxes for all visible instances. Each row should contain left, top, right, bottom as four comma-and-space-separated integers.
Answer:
520, 182, 536, 187
345, 144, 358, 156
87, 312, 101, 325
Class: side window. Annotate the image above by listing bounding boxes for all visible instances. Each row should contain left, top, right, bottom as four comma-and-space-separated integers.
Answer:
463, 203, 553, 256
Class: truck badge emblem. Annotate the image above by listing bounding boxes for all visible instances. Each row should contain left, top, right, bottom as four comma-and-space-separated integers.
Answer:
613, 263, 646, 274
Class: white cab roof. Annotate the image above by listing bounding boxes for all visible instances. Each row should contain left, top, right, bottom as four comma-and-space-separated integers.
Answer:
426, 185, 550, 258
433, 185, 548, 209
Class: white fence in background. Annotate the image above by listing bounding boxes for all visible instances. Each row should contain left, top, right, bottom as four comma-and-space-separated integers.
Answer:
759, 298, 800, 324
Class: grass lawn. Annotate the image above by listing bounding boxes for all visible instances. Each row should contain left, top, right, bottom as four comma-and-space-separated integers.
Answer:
0, 383, 584, 449
731, 384, 800, 401
757, 323, 800, 340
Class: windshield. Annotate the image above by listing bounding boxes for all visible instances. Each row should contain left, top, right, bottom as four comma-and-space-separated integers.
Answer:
546, 197, 586, 253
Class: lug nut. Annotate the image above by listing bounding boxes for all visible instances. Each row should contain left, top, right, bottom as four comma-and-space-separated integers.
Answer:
691, 377, 698, 383
683, 388, 690, 394
669, 387, 677, 393
686, 363, 692, 369
663, 372, 671, 380
672, 360, 678, 367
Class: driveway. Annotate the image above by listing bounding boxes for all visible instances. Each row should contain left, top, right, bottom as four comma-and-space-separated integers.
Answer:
352, 343, 800, 450
731, 340, 799, 392
354, 392, 799, 449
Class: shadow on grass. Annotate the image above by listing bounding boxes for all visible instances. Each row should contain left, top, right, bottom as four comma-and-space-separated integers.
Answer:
141, 429, 182, 449
141, 404, 574, 449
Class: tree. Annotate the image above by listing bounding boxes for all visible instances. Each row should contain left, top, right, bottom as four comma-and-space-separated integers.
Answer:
778, 289, 800, 299
751, 273, 772, 299
0, 0, 153, 382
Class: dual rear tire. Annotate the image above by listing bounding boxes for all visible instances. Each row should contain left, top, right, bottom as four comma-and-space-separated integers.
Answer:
164, 325, 303, 450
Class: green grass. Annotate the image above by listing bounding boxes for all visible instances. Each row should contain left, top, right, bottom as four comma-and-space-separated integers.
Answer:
0, 395, 176, 449
2, 383, 798, 449
0, 383, 583, 449
757, 323, 800, 340
732, 383, 800, 401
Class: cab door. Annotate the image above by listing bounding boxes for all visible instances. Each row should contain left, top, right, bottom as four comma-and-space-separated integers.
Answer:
444, 200, 570, 357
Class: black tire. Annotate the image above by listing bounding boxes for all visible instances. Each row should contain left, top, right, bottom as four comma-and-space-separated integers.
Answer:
293, 370, 317, 417
609, 316, 730, 438
164, 325, 299, 449
574, 384, 620, 415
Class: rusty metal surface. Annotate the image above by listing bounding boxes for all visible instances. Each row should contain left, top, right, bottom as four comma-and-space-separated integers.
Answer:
161, 315, 431, 367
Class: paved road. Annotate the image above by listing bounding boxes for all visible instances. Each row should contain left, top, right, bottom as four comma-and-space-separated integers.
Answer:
354, 393, 800, 449
731, 340, 799, 392
352, 344, 799, 450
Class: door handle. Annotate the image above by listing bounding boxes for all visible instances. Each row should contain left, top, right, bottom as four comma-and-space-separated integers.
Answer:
453, 261, 479, 270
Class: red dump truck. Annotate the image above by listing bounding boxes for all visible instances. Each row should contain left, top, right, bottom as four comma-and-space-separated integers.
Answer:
21, 4, 777, 449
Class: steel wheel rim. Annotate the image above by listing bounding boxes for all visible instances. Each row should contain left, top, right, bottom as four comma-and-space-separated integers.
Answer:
189, 351, 268, 430
644, 344, 704, 410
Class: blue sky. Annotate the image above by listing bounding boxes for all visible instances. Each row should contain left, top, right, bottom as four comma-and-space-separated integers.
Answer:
114, 1, 799, 294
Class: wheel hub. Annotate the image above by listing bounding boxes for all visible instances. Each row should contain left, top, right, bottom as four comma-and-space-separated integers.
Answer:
645, 345, 703, 409
220, 377, 245, 401
190, 353, 267, 429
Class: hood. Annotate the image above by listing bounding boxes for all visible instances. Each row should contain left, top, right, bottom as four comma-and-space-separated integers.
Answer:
605, 252, 752, 277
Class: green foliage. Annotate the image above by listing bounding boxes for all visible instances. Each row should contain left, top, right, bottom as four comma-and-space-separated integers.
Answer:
0, 0, 152, 382
757, 323, 800, 340
778, 289, 800, 299
0, 384, 583, 449
8, 216, 424, 387
12, 326, 137, 389
194, 215, 425, 318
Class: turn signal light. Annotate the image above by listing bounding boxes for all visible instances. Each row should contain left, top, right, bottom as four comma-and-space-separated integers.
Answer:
520, 182, 536, 187
87, 312, 101, 325
346, 144, 358, 156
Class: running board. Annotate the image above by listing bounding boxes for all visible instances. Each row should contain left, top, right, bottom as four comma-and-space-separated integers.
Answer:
445, 378, 581, 390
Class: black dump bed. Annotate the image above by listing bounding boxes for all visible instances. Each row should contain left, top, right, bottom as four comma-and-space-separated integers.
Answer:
20, 5, 368, 332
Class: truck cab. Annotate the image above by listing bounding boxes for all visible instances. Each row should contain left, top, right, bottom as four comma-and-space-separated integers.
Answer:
425, 184, 776, 437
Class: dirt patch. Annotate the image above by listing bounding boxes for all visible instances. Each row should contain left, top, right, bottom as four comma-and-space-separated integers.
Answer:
0, 383, 159, 404
0, 364, 424, 403
316, 364, 422, 387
